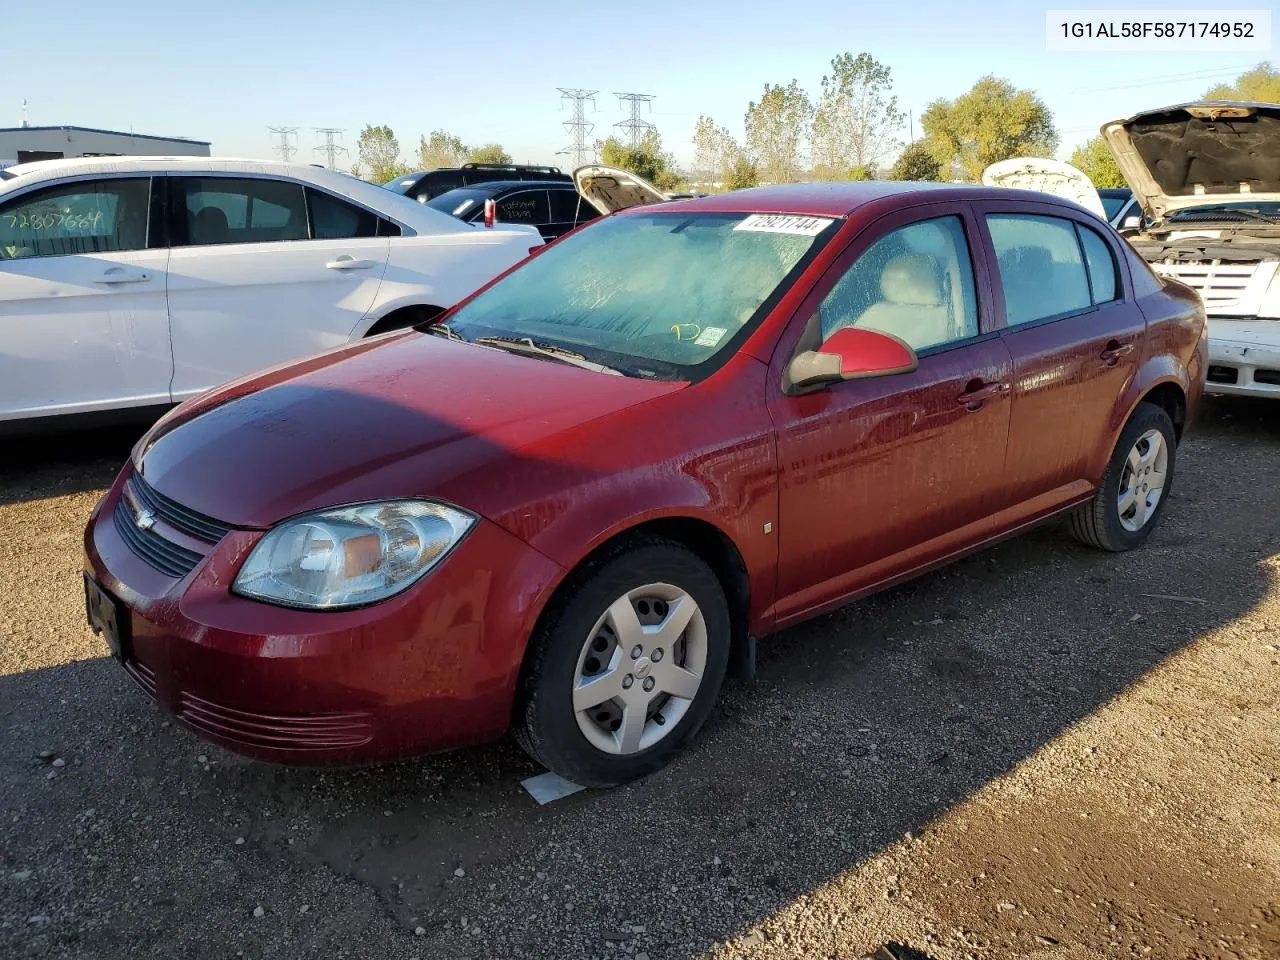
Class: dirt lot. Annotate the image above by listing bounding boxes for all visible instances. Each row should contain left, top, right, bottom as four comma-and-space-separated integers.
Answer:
1, 396, 1277, 960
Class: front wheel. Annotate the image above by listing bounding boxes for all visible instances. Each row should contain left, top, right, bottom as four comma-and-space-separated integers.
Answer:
1068, 402, 1176, 552
514, 540, 731, 787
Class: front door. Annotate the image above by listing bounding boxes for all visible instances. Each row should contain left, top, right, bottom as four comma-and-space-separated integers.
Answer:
0, 176, 171, 419
973, 202, 1144, 508
768, 204, 1013, 624
164, 175, 389, 400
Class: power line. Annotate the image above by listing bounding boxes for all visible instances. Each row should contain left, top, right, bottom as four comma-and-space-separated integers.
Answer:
556, 88, 598, 169
312, 128, 347, 169
614, 92, 656, 148
268, 126, 299, 162
1052, 64, 1251, 96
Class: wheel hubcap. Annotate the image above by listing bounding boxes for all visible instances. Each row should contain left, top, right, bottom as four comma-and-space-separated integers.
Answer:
1117, 428, 1168, 532
572, 583, 708, 755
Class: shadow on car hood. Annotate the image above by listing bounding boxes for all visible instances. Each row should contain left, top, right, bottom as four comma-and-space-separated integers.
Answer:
574, 164, 669, 214
137, 333, 682, 528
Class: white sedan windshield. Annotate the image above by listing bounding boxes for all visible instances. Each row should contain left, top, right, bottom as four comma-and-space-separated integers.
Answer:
444, 211, 833, 378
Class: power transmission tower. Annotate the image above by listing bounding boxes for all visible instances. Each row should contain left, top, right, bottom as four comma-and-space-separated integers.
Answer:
313, 128, 347, 169
556, 88, 597, 168
613, 92, 656, 148
268, 126, 299, 162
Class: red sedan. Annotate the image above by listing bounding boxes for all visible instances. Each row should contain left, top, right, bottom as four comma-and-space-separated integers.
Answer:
84, 183, 1206, 787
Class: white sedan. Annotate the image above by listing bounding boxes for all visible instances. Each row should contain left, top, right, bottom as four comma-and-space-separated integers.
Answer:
0, 157, 542, 424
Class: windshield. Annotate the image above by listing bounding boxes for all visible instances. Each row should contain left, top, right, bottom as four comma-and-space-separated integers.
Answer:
381, 174, 422, 194
443, 211, 835, 379
1168, 201, 1280, 222
1101, 194, 1129, 220
426, 188, 488, 219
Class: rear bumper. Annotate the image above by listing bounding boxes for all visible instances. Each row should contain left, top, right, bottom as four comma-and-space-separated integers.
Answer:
84, 470, 563, 764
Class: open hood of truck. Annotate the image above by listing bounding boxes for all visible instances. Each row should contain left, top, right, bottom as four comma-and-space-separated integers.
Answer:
574, 165, 669, 214
981, 157, 1107, 219
1100, 101, 1280, 220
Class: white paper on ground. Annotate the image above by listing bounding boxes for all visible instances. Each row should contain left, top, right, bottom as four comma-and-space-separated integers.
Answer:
521, 771, 587, 805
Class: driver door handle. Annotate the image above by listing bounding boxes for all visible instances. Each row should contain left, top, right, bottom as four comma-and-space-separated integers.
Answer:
325, 256, 377, 270
95, 267, 151, 284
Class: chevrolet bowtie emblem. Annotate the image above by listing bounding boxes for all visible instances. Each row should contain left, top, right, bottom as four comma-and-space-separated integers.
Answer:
134, 508, 156, 532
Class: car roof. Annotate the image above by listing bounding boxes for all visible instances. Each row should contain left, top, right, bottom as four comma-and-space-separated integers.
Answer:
645, 181, 1067, 218
0, 156, 509, 237
1098, 187, 1132, 197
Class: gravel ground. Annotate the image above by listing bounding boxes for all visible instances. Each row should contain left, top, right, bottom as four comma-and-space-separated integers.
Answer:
1, 396, 1277, 960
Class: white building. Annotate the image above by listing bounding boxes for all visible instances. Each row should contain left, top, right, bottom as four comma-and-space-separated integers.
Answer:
0, 126, 210, 169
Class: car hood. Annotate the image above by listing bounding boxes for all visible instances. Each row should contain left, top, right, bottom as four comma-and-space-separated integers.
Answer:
981, 157, 1107, 219
1100, 101, 1280, 220
136, 333, 682, 528
574, 164, 669, 214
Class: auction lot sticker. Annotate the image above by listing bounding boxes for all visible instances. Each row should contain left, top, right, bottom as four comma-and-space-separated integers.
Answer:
1047, 9, 1271, 51
734, 214, 833, 236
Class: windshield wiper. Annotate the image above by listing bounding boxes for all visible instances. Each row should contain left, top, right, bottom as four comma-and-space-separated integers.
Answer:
1170, 208, 1280, 226
423, 321, 468, 342
473, 336, 623, 375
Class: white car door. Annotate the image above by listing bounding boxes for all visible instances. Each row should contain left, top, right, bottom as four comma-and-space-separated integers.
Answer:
163, 175, 390, 400
0, 176, 172, 420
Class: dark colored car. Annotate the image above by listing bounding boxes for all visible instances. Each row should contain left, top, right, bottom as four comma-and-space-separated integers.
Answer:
1099, 187, 1141, 228
384, 163, 572, 203
426, 180, 599, 240
84, 182, 1206, 787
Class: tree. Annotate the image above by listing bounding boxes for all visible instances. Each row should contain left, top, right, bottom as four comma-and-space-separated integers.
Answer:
599, 130, 683, 191
1070, 135, 1126, 188
693, 115, 737, 179
921, 76, 1058, 182
890, 142, 942, 181
745, 80, 813, 184
418, 129, 467, 169
810, 52, 904, 180
468, 143, 513, 165
724, 156, 760, 190
1205, 62, 1280, 102
356, 124, 408, 184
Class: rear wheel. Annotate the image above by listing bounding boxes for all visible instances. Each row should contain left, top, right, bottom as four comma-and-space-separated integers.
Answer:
1069, 402, 1176, 551
514, 540, 730, 787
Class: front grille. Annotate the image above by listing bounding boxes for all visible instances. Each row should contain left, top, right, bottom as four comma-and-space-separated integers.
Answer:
1151, 259, 1274, 313
1207, 365, 1240, 384
123, 659, 157, 700
177, 692, 374, 750
128, 474, 232, 544
114, 500, 203, 578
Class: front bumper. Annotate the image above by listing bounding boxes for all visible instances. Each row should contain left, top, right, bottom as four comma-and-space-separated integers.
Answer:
1205, 319, 1280, 399
83, 468, 563, 764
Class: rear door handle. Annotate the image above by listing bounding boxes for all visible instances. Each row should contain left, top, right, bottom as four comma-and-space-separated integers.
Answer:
325, 256, 377, 270
95, 267, 151, 284
1100, 341, 1135, 364
957, 380, 1007, 409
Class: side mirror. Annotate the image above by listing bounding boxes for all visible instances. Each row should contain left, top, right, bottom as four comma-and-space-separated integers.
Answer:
1120, 215, 1141, 231
786, 327, 918, 392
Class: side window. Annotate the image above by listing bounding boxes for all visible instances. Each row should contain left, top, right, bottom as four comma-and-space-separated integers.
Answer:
819, 215, 978, 353
174, 177, 307, 247
495, 190, 549, 225
1077, 224, 1119, 304
987, 214, 1091, 326
549, 189, 597, 225
306, 188, 378, 240
0, 178, 150, 260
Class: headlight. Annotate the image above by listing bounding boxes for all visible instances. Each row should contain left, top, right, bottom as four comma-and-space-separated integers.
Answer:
233, 500, 474, 609
1260, 268, 1280, 319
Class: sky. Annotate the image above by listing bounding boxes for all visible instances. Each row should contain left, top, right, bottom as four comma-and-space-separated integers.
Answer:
3, 0, 1271, 170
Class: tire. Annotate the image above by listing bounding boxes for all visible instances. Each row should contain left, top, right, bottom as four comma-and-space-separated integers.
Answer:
514, 538, 731, 787
1069, 402, 1177, 552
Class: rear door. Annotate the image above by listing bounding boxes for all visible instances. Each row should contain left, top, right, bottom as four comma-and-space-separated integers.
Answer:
164, 175, 390, 400
492, 189, 551, 237
547, 188, 598, 239
973, 200, 1144, 508
0, 175, 171, 419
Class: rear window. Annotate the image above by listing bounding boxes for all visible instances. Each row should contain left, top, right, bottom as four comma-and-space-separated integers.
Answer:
1101, 194, 1130, 220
